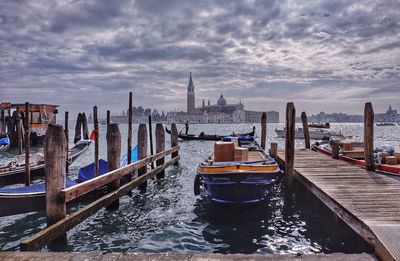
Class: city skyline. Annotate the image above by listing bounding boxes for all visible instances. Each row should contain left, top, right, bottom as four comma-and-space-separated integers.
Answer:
0, 1, 399, 116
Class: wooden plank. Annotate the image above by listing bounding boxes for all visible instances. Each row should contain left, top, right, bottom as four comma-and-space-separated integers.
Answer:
61, 146, 179, 202
20, 156, 180, 251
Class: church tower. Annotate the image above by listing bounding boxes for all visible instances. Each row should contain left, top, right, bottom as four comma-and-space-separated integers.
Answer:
187, 72, 195, 114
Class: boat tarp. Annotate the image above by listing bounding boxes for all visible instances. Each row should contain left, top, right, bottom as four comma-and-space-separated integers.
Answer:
77, 159, 108, 183
119, 145, 138, 167
0, 179, 76, 194
0, 137, 9, 145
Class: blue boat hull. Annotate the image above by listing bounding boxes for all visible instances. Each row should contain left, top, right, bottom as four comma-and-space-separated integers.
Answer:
198, 172, 282, 206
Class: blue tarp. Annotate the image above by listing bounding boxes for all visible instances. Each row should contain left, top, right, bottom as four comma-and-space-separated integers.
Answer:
222, 135, 255, 142
0, 137, 9, 146
120, 145, 138, 167
77, 159, 108, 183
0, 179, 76, 194
77, 146, 138, 183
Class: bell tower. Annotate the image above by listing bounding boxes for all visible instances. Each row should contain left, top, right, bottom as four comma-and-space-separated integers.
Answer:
187, 72, 195, 114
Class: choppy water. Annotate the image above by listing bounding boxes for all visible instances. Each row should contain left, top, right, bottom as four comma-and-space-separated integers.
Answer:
1, 123, 399, 253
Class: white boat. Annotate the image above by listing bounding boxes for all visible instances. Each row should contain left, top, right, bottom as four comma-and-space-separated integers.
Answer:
275, 128, 343, 140
376, 122, 397, 126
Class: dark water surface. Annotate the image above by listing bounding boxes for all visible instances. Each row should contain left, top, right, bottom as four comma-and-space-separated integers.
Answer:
1, 123, 399, 253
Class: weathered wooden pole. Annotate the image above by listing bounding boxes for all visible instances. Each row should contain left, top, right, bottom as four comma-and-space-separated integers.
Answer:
64, 111, 69, 173
285, 102, 296, 183
74, 113, 82, 143
15, 112, 22, 154
93, 106, 99, 177
155, 123, 165, 179
148, 115, 155, 169
270, 142, 278, 159
44, 124, 67, 242
261, 112, 267, 150
364, 102, 375, 171
301, 111, 310, 149
170, 123, 179, 165
106, 123, 121, 211
106, 110, 111, 126
128, 92, 132, 164
81, 112, 89, 140
0, 109, 4, 133
24, 102, 31, 186
331, 141, 340, 160
138, 123, 148, 191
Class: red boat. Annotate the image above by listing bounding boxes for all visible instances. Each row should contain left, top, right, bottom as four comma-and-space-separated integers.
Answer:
313, 143, 400, 176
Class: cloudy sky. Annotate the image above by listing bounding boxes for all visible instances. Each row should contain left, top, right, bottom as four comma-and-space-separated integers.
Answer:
1, 0, 399, 117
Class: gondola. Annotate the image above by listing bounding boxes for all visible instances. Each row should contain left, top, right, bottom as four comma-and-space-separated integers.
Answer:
194, 136, 282, 206
0, 146, 138, 217
0, 139, 91, 186
165, 126, 255, 141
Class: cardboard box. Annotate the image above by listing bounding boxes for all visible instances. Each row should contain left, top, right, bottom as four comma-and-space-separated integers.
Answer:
386, 156, 397, 165
342, 142, 353, 151
214, 141, 235, 162
234, 147, 249, 161
381, 151, 388, 164
394, 152, 400, 164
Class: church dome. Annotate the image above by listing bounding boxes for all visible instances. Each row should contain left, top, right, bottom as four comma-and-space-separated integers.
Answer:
217, 94, 227, 106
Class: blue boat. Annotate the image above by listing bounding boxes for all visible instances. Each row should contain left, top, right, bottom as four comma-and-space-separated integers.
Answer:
195, 137, 282, 206
0, 146, 138, 217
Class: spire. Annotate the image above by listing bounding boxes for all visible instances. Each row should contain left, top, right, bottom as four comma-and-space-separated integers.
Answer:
189, 72, 193, 86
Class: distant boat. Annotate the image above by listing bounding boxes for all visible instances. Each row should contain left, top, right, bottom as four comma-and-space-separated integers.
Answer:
275, 128, 343, 140
376, 122, 397, 126
0, 146, 138, 217
165, 127, 255, 141
308, 122, 330, 128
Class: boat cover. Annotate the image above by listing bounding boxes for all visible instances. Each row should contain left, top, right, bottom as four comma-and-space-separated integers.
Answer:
77, 159, 108, 182
0, 137, 9, 145
222, 135, 255, 142
0, 179, 76, 194
119, 145, 138, 167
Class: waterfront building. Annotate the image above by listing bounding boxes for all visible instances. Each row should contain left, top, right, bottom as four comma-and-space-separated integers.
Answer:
171, 73, 279, 124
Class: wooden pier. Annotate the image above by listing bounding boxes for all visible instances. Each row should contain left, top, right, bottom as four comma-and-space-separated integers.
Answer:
275, 102, 400, 261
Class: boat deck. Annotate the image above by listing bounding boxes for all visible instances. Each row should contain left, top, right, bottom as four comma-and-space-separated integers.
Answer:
277, 148, 400, 260
248, 150, 265, 162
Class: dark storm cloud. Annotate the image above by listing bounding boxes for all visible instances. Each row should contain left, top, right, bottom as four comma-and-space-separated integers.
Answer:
0, 0, 400, 115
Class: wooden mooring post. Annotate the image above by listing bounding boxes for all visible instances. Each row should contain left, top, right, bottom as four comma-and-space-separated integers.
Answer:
74, 113, 82, 144
44, 124, 67, 243
106, 123, 121, 211
261, 112, 267, 150
24, 102, 31, 186
301, 111, 310, 149
270, 142, 278, 159
148, 115, 155, 169
16, 112, 23, 154
155, 123, 165, 179
364, 102, 374, 171
82, 112, 89, 140
128, 92, 133, 164
170, 123, 179, 164
93, 106, 99, 177
64, 112, 69, 173
285, 102, 296, 188
106, 110, 111, 126
138, 123, 148, 191
331, 141, 340, 160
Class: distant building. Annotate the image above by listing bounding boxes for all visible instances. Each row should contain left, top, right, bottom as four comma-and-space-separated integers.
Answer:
171, 73, 279, 123
376, 105, 400, 122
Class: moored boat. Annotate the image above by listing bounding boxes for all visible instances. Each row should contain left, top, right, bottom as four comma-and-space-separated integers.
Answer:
0, 139, 91, 186
308, 122, 330, 128
194, 136, 282, 206
376, 122, 397, 126
275, 127, 343, 140
165, 126, 255, 141
313, 142, 400, 176
0, 146, 138, 217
